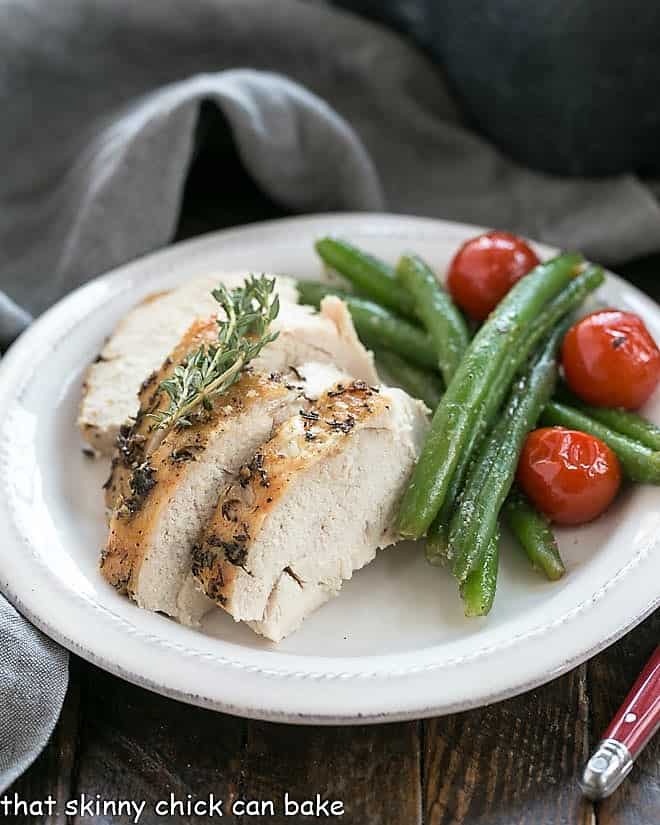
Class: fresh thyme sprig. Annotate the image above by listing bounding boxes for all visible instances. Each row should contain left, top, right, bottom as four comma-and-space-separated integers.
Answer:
149, 275, 280, 430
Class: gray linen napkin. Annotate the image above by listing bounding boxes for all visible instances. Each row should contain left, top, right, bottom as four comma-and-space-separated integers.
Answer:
0, 600, 68, 793
1, 0, 660, 791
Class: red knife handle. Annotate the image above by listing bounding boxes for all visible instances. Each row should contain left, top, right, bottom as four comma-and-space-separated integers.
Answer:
580, 645, 660, 799
602, 645, 660, 758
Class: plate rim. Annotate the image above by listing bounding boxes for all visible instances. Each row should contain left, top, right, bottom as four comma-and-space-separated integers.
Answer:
1, 212, 658, 724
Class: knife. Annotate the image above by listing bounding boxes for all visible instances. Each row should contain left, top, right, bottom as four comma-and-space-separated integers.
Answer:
580, 645, 660, 800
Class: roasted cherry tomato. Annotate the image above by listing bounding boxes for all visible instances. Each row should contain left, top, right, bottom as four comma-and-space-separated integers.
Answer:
447, 230, 540, 320
517, 427, 621, 525
562, 309, 660, 410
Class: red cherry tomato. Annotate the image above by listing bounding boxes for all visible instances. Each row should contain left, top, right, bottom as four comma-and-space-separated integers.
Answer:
447, 231, 540, 320
562, 309, 660, 410
517, 427, 621, 526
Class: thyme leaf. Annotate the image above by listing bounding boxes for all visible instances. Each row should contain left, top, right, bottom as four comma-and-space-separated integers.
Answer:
149, 274, 280, 430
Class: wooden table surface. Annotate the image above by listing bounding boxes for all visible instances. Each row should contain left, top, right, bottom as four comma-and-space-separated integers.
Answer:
10, 614, 659, 824
8, 149, 660, 823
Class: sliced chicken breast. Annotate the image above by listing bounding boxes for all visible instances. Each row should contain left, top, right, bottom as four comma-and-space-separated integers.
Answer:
192, 382, 429, 641
79, 272, 300, 455
103, 295, 378, 513
266, 295, 377, 386
249, 575, 338, 643
101, 361, 353, 625
102, 315, 218, 512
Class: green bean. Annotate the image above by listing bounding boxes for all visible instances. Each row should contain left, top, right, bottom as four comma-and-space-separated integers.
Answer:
448, 412, 511, 581
450, 322, 565, 584
541, 401, 660, 483
375, 350, 443, 410
296, 280, 358, 307
555, 386, 660, 451
435, 487, 565, 582
460, 531, 499, 617
314, 237, 416, 318
424, 421, 486, 565
424, 336, 526, 564
397, 254, 585, 539
431, 265, 604, 543
395, 253, 470, 384
426, 265, 604, 566
503, 489, 565, 581
296, 281, 438, 371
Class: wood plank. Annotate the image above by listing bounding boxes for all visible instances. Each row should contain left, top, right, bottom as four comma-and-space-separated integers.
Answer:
72, 665, 421, 824
71, 664, 245, 824
424, 667, 594, 825
239, 719, 422, 824
4, 658, 81, 825
590, 611, 659, 825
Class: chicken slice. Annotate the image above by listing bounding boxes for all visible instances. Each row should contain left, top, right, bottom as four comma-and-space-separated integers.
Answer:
192, 381, 429, 641
101, 361, 352, 625
102, 315, 219, 512
103, 295, 378, 512
79, 272, 300, 455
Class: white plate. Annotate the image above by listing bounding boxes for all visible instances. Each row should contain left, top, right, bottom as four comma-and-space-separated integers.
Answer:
0, 214, 658, 724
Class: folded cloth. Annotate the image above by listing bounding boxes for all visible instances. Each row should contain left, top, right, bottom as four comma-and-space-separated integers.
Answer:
0, 599, 68, 794
1, 0, 659, 789
0, 293, 31, 352
3, 0, 660, 327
